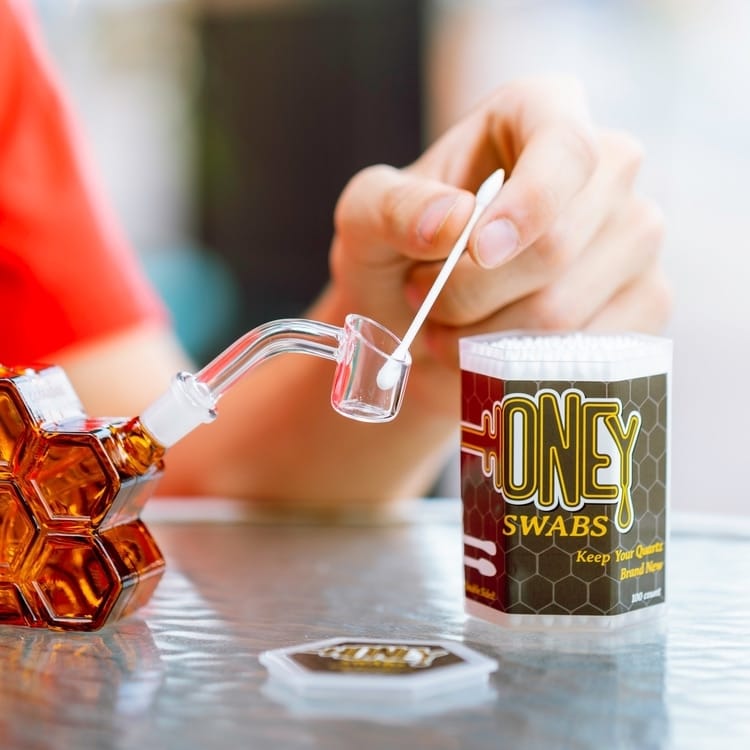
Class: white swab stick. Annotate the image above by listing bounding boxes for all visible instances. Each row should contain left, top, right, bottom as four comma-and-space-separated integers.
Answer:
396, 169, 505, 355
377, 169, 505, 390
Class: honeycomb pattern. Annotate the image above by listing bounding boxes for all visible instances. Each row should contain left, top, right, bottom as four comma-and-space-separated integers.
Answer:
0, 365, 166, 631
461, 370, 668, 616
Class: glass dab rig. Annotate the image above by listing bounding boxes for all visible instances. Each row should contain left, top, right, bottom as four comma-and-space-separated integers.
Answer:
0, 315, 410, 631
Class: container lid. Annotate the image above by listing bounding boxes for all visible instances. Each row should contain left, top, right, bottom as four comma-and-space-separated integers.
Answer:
259, 636, 497, 702
459, 331, 672, 381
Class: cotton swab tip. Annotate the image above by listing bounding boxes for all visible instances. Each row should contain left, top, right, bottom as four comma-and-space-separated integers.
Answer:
376, 357, 404, 391
475, 169, 505, 207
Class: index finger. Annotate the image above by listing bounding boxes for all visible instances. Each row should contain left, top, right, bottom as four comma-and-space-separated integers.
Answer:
416, 77, 600, 269
472, 78, 599, 267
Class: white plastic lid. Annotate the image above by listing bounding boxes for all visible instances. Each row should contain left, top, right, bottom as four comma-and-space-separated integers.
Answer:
460, 330, 673, 381
259, 636, 497, 702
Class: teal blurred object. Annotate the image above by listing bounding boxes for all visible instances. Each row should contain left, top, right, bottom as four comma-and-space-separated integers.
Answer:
143, 245, 241, 362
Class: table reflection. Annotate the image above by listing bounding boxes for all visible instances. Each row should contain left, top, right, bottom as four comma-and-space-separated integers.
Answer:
0, 502, 745, 750
0, 619, 162, 746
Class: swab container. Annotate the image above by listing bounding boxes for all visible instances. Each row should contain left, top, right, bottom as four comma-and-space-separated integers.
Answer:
459, 331, 672, 630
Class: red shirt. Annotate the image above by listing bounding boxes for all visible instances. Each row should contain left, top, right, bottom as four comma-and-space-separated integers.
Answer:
0, 0, 167, 363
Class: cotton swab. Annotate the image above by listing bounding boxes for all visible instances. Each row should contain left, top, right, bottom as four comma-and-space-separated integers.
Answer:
376, 169, 505, 390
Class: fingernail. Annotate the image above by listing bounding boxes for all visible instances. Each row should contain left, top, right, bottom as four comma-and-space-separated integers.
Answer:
477, 219, 519, 268
418, 195, 458, 244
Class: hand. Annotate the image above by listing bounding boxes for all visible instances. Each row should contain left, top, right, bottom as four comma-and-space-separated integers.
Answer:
328, 75, 671, 415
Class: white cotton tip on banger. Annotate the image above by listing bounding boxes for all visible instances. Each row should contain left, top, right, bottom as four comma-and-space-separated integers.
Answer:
376, 358, 403, 391
459, 331, 673, 382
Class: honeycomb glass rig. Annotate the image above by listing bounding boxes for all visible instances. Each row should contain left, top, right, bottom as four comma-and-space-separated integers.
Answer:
0, 314, 410, 631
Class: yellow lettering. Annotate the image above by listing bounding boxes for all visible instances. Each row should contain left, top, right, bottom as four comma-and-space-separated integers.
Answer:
574, 548, 611, 565
591, 515, 609, 537
519, 515, 549, 535
462, 388, 644, 528
546, 514, 568, 536
636, 541, 664, 558
569, 515, 591, 537
538, 391, 581, 510
620, 563, 645, 580
466, 582, 497, 601
503, 397, 537, 500
581, 401, 619, 500
605, 411, 641, 532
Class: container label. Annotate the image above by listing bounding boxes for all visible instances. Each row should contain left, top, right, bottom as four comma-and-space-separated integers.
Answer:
460, 372, 668, 616
289, 643, 462, 674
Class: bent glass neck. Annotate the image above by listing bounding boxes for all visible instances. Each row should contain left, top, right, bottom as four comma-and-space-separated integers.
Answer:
138, 314, 410, 449
195, 318, 341, 399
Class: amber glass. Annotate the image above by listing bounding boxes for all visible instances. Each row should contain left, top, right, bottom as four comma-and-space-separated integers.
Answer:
0, 388, 26, 468
0, 366, 166, 631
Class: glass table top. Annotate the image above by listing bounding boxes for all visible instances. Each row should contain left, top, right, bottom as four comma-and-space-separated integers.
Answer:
0, 499, 747, 750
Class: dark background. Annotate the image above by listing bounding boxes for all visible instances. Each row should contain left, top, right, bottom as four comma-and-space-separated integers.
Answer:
193, 0, 425, 357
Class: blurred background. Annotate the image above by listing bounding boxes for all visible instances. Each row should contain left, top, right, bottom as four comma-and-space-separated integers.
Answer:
32, 0, 750, 515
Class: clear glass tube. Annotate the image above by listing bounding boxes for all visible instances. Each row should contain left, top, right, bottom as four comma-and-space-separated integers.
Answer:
195, 318, 341, 399
139, 314, 411, 448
